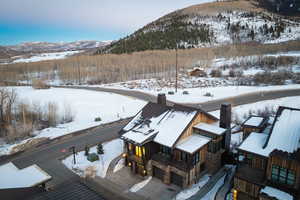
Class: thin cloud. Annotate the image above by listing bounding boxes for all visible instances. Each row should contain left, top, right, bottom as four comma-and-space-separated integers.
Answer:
0, 0, 214, 32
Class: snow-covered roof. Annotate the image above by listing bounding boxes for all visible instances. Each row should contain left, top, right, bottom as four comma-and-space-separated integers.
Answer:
239, 107, 300, 157
194, 123, 226, 135
238, 132, 269, 157
264, 108, 300, 154
243, 116, 265, 127
260, 186, 293, 200
0, 162, 52, 189
176, 134, 211, 154
121, 103, 198, 147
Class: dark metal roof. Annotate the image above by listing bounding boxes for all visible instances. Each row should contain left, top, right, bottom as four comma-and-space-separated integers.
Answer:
30, 182, 105, 200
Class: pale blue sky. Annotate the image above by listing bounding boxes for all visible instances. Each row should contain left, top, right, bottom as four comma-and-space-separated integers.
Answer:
0, 0, 214, 45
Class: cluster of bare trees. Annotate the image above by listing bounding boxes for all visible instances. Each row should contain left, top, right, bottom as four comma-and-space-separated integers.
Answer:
0, 41, 300, 85
0, 88, 75, 143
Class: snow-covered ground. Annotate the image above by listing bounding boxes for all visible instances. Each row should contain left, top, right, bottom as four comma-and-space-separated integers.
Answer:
62, 139, 123, 178
100, 81, 300, 104
0, 87, 146, 156
173, 174, 210, 200
10, 50, 81, 64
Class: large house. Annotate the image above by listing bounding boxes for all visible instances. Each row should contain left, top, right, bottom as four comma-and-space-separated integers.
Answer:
119, 94, 231, 188
233, 106, 300, 200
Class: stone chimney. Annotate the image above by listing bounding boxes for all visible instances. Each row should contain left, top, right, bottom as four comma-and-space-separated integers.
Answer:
220, 103, 231, 151
157, 93, 166, 105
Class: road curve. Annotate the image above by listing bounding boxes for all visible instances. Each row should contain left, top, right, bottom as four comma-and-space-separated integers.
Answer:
56, 85, 300, 112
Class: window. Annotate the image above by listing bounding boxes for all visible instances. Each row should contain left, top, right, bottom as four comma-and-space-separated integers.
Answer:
208, 140, 222, 153
192, 151, 200, 165
135, 146, 143, 157
244, 153, 253, 166
181, 151, 188, 162
271, 165, 295, 186
160, 145, 171, 155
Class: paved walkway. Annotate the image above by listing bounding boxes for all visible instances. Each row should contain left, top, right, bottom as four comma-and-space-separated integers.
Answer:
105, 155, 122, 178
215, 166, 236, 200
188, 167, 228, 200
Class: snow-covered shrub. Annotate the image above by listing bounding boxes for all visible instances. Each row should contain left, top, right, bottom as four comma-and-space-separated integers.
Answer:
94, 117, 102, 122
204, 92, 213, 97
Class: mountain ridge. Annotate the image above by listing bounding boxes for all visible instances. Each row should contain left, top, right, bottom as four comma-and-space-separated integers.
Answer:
100, 0, 300, 54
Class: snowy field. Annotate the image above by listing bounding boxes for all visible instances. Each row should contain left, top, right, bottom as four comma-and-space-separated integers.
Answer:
62, 139, 123, 178
10, 50, 81, 64
100, 81, 300, 104
0, 87, 146, 156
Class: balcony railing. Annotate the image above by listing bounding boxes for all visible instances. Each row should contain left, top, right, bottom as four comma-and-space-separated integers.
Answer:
152, 153, 190, 172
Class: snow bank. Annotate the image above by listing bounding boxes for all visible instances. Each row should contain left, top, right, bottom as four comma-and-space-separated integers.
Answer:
173, 174, 210, 200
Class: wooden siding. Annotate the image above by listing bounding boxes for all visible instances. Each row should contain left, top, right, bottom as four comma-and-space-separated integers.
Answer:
240, 151, 268, 171
177, 112, 217, 143
234, 177, 261, 198
267, 155, 300, 190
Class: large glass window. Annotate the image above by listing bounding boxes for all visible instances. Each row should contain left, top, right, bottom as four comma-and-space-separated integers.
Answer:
271, 165, 295, 186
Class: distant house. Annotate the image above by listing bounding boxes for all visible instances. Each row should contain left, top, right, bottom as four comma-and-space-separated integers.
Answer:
233, 106, 300, 200
241, 115, 269, 140
188, 67, 207, 77
119, 94, 232, 188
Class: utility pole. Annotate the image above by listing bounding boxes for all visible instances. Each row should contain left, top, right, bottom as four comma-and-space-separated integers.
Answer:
175, 44, 178, 93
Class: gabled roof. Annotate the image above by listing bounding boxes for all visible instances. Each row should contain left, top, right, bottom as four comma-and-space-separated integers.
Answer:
120, 102, 217, 148
238, 106, 300, 157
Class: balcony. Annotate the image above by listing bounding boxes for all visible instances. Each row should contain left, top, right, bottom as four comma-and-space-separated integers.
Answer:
152, 153, 190, 172
235, 163, 266, 186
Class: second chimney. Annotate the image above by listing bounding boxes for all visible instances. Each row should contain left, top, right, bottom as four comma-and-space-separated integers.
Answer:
157, 93, 167, 105
220, 103, 231, 151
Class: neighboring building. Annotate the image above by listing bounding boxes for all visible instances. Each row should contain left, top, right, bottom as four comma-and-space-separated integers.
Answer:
119, 94, 231, 188
241, 115, 269, 140
0, 162, 52, 200
188, 67, 207, 77
233, 106, 300, 200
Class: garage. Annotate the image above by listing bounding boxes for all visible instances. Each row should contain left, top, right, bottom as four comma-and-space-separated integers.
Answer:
171, 172, 183, 187
153, 166, 165, 181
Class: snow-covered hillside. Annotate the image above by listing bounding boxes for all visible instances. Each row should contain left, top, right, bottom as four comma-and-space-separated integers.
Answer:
184, 11, 300, 47
10, 51, 81, 63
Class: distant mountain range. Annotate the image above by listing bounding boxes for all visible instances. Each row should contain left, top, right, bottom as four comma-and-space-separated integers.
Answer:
0, 40, 112, 60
